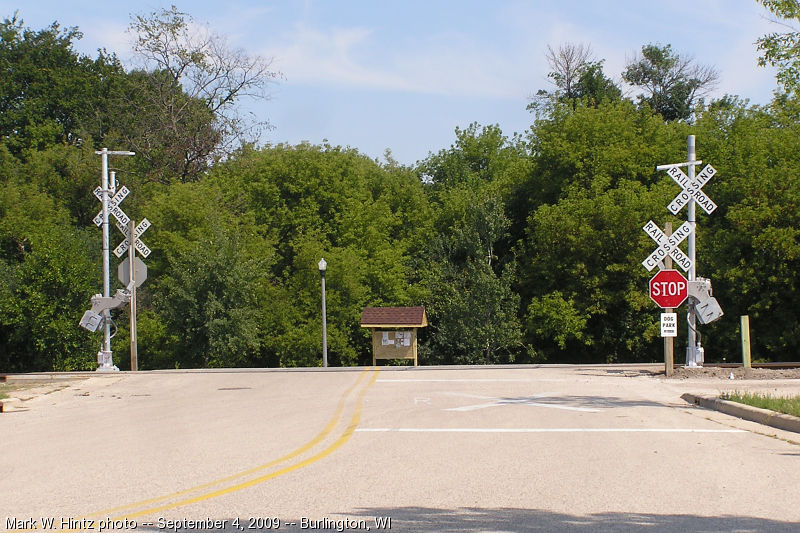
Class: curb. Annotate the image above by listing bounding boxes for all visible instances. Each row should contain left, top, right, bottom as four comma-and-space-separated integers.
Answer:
682, 393, 800, 434
0, 397, 23, 413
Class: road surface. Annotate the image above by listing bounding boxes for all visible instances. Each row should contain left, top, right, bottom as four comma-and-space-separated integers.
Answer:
2, 365, 799, 532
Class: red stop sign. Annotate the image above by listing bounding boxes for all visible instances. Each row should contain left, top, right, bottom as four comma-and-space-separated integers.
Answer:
649, 269, 688, 308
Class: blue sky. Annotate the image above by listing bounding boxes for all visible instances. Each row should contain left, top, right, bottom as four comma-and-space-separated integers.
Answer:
2, 1, 782, 166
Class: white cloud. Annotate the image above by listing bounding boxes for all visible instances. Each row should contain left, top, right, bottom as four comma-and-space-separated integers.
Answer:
262, 22, 539, 100
90, 20, 134, 58
265, 24, 415, 91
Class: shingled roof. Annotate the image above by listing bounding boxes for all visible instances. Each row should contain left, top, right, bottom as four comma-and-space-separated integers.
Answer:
360, 306, 428, 328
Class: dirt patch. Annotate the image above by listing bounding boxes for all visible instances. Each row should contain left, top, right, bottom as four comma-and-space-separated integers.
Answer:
0, 380, 76, 403
669, 366, 800, 380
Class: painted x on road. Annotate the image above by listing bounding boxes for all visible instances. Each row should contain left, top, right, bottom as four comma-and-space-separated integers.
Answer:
442, 392, 600, 412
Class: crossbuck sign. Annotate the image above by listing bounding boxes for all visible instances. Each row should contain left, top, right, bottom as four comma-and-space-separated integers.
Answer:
642, 220, 692, 272
92, 185, 152, 258
93, 186, 130, 227
666, 164, 717, 215
114, 218, 152, 258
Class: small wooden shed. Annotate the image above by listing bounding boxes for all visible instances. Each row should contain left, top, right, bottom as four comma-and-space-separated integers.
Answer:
360, 306, 428, 366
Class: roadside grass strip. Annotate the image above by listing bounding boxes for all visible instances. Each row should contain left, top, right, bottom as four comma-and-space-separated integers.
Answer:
68, 368, 379, 528
721, 391, 800, 418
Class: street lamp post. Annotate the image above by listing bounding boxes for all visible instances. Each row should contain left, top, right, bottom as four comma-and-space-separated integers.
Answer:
318, 258, 328, 368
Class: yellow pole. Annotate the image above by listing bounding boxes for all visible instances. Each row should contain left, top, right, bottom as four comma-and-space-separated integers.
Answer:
741, 315, 751, 369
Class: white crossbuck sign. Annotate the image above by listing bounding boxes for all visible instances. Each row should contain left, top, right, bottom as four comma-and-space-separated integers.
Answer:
642, 220, 693, 272
114, 218, 152, 258
93, 186, 130, 227
666, 164, 717, 215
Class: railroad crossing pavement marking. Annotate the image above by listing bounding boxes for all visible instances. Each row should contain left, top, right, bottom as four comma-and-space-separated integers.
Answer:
441, 392, 600, 413
376, 378, 566, 383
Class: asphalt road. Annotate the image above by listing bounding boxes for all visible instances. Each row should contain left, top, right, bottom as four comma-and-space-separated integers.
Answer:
2, 365, 799, 532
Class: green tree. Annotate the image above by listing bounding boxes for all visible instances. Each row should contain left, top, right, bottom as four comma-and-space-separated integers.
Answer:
573, 61, 622, 105
518, 100, 689, 362
530, 43, 621, 113
524, 98, 684, 207
122, 5, 281, 183
198, 143, 431, 367
17, 143, 105, 223
421, 195, 521, 364
152, 225, 270, 368
0, 181, 98, 371
521, 180, 673, 363
693, 97, 800, 361
622, 43, 719, 121
756, 0, 800, 94
0, 14, 125, 155
417, 125, 527, 364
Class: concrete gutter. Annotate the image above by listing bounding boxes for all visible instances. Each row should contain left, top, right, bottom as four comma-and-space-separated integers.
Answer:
682, 393, 800, 434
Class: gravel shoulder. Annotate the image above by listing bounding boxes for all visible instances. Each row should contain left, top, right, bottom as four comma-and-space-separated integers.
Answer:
669, 366, 800, 381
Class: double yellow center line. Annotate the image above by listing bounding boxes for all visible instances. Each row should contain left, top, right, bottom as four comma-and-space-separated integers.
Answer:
75, 367, 379, 525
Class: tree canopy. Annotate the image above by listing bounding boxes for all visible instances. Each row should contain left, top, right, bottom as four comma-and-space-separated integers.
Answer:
757, 0, 800, 94
2, 5, 800, 371
622, 43, 719, 122
529, 43, 621, 113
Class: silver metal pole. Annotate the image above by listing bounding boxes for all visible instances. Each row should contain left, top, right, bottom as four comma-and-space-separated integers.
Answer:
686, 135, 700, 366
101, 153, 113, 369
321, 271, 328, 368
128, 218, 138, 372
93, 149, 134, 371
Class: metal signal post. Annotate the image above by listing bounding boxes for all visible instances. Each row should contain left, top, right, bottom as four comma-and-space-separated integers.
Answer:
655, 135, 722, 366
685, 136, 699, 365
95, 148, 134, 371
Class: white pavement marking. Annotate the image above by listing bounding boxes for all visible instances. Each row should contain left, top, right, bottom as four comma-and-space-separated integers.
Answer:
441, 392, 601, 413
356, 428, 747, 433
446, 400, 600, 413
376, 378, 562, 383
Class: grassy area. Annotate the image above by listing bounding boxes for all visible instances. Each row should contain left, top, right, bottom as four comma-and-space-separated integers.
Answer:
0, 382, 19, 400
721, 391, 800, 418
0, 383, 21, 400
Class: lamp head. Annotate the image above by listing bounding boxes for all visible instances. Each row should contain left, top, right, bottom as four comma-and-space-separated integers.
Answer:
318, 258, 327, 272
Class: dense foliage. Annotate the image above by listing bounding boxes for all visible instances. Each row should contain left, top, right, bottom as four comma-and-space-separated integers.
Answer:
2, 6, 799, 371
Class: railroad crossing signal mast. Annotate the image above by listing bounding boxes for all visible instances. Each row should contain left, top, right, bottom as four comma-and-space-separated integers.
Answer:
80, 149, 134, 371
652, 135, 723, 366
